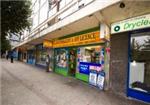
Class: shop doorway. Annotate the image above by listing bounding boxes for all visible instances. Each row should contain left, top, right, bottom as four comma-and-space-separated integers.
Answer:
69, 48, 77, 76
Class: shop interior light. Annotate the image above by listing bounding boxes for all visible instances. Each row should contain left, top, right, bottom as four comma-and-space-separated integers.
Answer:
132, 60, 136, 66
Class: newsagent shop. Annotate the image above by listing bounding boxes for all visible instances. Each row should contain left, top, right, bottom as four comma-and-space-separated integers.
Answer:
110, 14, 150, 103
53, 27, 110, 90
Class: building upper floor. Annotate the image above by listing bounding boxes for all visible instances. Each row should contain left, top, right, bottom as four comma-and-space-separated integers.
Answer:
15, 0, 150, 49
19, 0, 120, 42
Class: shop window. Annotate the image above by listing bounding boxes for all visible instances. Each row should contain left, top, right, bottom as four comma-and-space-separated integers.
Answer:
130, 32, 150, 94
38, 51, 47, 65
36, 44, 47, 65
77, 45, 105, 75
78, 46, 104, 64
28, 54, 33, 59
55, 49, 68, 68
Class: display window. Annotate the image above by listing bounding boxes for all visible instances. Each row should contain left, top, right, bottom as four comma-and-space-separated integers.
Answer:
47, 49, 54, 71
129, 31, 150, 94
55, 48, 68, 68
77, 45, 105, 75
27, 50, 35, 64
36, 44, 47, 66
37, 51, 47, 65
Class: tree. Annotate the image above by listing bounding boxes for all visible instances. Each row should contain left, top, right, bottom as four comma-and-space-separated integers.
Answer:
131, 37, 150, 62
1, 35, 11, 52
131, 38, 143, 61
142, 37, 150, 51
1, 0, 32, 53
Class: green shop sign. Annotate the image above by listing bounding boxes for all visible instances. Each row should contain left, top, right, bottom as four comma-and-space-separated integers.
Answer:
111, 14, 150, 34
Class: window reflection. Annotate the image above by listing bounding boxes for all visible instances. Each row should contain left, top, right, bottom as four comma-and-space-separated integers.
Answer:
130, 32, 150, 93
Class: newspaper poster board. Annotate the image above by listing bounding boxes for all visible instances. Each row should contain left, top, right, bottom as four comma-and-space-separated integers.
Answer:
89, 71, 97, 86
97, 71, 105, 90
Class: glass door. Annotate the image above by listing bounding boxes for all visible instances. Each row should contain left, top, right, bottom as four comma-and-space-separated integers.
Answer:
69, 48, 77, 76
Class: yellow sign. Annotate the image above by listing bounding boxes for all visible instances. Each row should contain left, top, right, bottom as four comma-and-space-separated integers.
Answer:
53, 31, 103, 48
43, 40, 53, 48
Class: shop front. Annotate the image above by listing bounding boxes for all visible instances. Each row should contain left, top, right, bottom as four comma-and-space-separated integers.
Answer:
111, 14, 150, 103
27, 49, 36, 65
53, 27, 110, 89
36, 41, 54, 70
36, 44, 47, 68
43, 40, 54, 72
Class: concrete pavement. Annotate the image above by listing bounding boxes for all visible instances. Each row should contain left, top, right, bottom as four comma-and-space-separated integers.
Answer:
1, 59, 149, 105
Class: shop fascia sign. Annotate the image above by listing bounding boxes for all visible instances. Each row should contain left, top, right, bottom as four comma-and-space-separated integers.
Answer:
43, 40, 53, 48
53, 31, 104, 48
111, 14, 150, 34
100, 23, 110, 41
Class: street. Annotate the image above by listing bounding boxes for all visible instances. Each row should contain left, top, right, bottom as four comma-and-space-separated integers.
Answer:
1, 59, 149, 105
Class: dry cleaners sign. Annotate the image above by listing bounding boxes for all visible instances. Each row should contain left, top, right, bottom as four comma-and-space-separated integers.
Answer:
111, 14, 150, 34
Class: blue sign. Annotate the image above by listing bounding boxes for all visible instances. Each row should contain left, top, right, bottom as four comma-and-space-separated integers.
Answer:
79, 62, 90, 75
79, 62, 101, 75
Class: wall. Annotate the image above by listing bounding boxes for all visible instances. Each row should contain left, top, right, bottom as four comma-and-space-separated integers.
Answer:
110, 32, 129, 96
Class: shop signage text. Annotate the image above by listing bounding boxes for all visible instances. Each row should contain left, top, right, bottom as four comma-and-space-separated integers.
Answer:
79, 62, 89, 75
43, 40, 53, 48
111, 14, 150, 34
100, 23, 110, 40
79, 62, 101, 75
53, 31, 103, 48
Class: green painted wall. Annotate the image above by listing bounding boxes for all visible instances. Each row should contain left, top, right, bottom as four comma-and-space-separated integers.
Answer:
55, 67, 68, 76
75, 73, 89, 82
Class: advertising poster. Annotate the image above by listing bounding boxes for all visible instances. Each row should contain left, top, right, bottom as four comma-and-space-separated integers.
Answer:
89, 71, 97, 86
79, 62, 101, 75
89, 64, 102, 72
79, 62, 90, 75
55, 49, 68, 68
99, 48, 105, 70
97, 71, 105, 90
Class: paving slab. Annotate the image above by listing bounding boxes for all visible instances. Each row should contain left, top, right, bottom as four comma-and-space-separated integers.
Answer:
1, 59, 149, 105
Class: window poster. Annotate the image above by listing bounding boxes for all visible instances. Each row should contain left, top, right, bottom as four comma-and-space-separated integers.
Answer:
79, 62, 101, 75
55, 49, 68, 68
77, 46, 105, 75
79, 62, 90, 74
